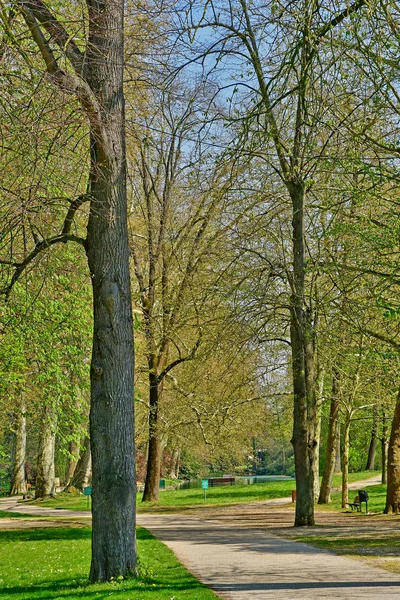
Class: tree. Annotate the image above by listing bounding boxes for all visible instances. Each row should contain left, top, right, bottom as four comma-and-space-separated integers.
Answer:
2, 1, 136, 581
182, 0, 368, 525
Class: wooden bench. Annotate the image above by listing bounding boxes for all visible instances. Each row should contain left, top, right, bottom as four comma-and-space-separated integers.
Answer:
347, 490, 369, 513
347, 495, 361, 511
208, 477, 235, 487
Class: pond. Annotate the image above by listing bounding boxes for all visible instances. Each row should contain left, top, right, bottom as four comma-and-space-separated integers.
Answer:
178, 475, 295, 489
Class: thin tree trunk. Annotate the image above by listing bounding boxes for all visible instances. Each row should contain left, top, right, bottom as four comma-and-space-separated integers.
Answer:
341, 412, 351, 508
334, 421, 341, 473
290, 182, 315, 526
35, 404, 57, 499
365, 407, 378, 470
63, 439, 79, 488
10, 397, 27, 495
385, 389, 400, 513
312, 368, 324, 501
68, 437, 91, 491
142, 373, 161, 502
381, 408, 389, 485
169, 449, 180, 479
319, 369, 340, 504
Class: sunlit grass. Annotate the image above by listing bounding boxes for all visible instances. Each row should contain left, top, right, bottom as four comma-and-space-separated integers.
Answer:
21, 470, 380, 513
316, 482, 387, 514
0, 526, 219, 599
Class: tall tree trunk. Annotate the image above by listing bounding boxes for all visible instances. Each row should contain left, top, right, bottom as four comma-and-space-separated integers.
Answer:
289, 182, 315, 526
85, 2, 136, 581
385, 389, 400, 513
68, 437, 91, 491
365, 407, 378, 470
381, 408, 389, 485
10, 397, 27, 495
334, 421, 341, 473
312, 368, 324, 501
319, 369, 340, 504
341, 412, 351, 508
64, 439, 79, 488
142, 373, 161, 502
35, 404, 57, 499
15, 0, 136, 582
169, 448, 180, 479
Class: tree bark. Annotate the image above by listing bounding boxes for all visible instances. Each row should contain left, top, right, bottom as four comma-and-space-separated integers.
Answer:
312, 369, 324, 501
63, 439, 79, 488
169, 448, 180, 479
341, 412, 351, 508
290, 182, 315, 526
319, 369, 340, 504
84, 2, 136, 581
10, 397, 27, 495
365, 407, 378, 470
142, 373, 162, 502
68, 437, 91, 491
334, 421, 341, 473
381, 409, 389, 485
35, 404, 57, 499
15, 0, 136, 581
385, 389, 400, 513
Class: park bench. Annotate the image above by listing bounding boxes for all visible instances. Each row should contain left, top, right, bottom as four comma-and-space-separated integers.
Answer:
208, 477, 235, 487
347, 489, 369, 513
347, 495, 361, 511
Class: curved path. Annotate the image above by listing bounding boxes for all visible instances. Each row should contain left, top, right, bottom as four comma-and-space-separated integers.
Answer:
2, 476, 400, 599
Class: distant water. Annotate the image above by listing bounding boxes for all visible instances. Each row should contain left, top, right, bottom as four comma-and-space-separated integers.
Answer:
179, 475, 294, 490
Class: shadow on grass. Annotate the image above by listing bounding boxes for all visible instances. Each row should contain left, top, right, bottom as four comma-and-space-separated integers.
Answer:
0, 527, 92, 542
2, 576, 208, 600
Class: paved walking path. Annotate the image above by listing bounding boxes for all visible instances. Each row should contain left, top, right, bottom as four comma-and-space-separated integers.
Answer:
2, 476, 400, 599
137, 511, 400, 599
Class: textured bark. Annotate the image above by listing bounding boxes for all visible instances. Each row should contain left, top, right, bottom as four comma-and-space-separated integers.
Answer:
365, 408, 378, 470
142, 373, 162, 502
84, 2, 136, 581
334, 422, 341, 473
35, 404, 57, 499
312, 370, 324, 501
341, 413, 351, 508
63, 439, 79, 488
385, 389, 400, 513
169, 449, 180, 479
319, 370, 340, 504
16, 0, 136, 582
290, 182, 315, 526
10, 397, 27, 495
381, 410, 389, 485
68, 437, 91, 491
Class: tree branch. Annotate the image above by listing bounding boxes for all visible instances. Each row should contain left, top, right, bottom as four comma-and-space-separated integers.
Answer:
3, 233, 86, 299
18, 0, 84, 74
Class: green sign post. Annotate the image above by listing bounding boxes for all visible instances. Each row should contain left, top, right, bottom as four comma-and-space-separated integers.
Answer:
83, 486, 92, 509
201, 479, 209, 502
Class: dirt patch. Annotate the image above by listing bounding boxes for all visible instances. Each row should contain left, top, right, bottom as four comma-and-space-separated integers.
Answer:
0, 518, 89, 530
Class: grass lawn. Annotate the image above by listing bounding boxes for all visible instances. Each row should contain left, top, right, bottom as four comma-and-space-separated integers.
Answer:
316, 483, 387, 514
24, 470, 380, 512
0, 526, 220, 600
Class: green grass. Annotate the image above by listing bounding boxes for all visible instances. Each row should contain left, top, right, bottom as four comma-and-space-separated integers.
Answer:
0, 510, 45, 519
292, 533, 400, 556
0, 526, 219, 599
316, 482, 387, 514
26, 470, 378, 512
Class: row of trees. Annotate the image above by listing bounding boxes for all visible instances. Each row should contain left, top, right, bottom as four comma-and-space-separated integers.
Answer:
2, 0, 400, 583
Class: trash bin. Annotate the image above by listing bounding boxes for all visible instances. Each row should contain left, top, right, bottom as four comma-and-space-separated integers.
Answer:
358, 489, 369, 513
